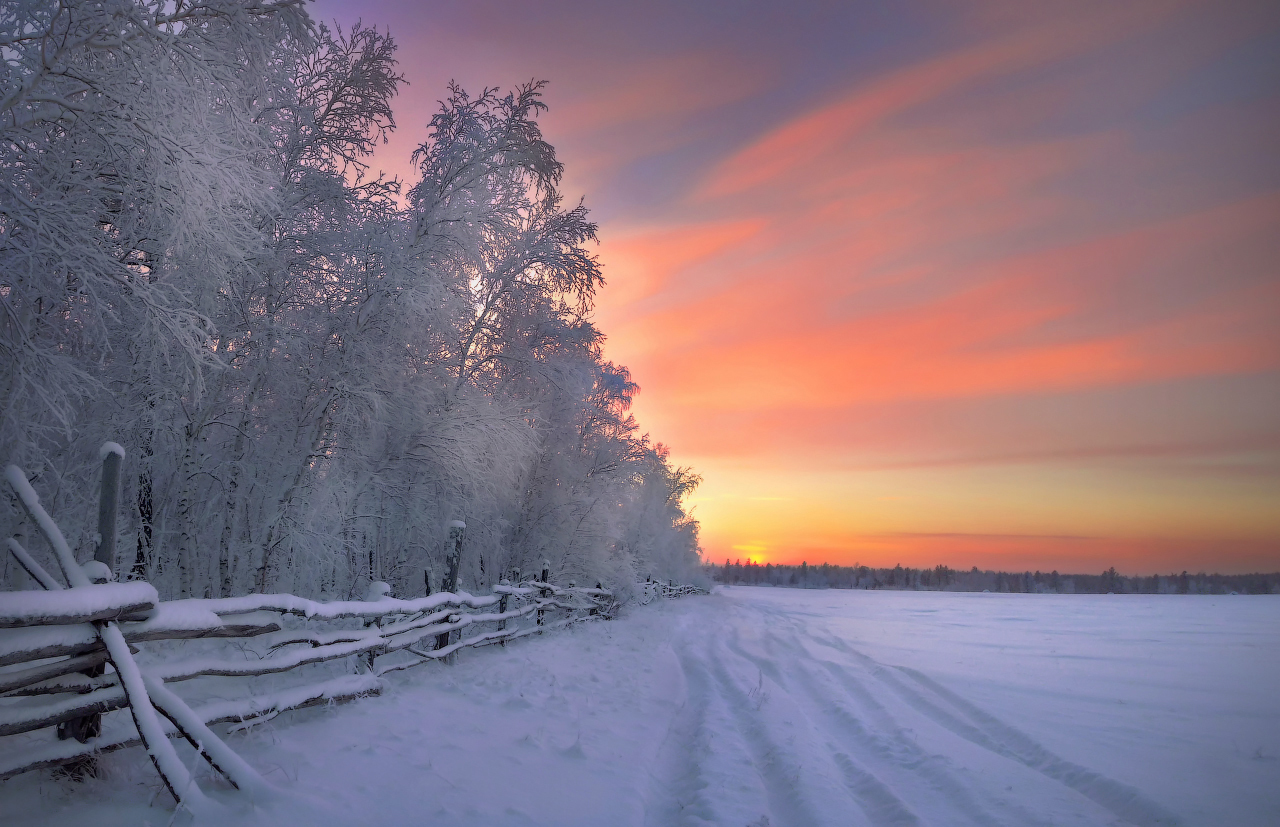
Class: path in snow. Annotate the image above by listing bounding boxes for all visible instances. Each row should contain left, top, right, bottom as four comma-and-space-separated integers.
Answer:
3, 588, 1277, 826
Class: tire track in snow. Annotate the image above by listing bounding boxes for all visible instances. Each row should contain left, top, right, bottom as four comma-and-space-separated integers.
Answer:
733, 603, 1042, 826
645, 618, 751, 827
704, 625, 836, 827
810, 656, 1053, 827
808, 626, 1184, 827
894, 666, 1186, 827
643, 638, 713, 827
647, 611, 796, 827
748, 618, 1040, 827
720, 623, 924, 827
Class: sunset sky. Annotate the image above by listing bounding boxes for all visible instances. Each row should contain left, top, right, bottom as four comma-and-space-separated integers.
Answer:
315, 0, 1279, 575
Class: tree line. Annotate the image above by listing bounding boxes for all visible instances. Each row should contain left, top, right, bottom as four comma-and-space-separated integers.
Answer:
1, 1, 702, 601
711, 560, 1280, 595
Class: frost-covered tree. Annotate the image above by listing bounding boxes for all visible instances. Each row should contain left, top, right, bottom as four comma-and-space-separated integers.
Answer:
1, 0, 701, 602
1, 0, 309, 587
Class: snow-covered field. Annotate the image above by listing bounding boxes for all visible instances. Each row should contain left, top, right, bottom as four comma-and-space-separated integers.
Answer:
4, 587, 1278, 826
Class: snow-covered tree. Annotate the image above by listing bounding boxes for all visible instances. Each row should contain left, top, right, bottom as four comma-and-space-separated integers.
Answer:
1, 0, 701, 601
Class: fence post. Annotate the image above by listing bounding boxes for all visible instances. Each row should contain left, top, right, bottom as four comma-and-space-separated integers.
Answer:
444, 521, 465, 594
537, 562, 549, 626
56, 446, 124, 768
498, 577, 510, 647
95, 445, 123, 572
436, 521, 465, 654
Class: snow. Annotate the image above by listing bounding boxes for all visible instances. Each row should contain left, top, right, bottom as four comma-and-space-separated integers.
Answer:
98, 442, 125, 461
123, 602, 230, 635
0, 583, 158, 627
2, 588, 1277, 826
80, 561, 112, 584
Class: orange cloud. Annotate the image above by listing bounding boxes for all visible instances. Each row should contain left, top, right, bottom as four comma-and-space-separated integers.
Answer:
593, 219, 765, 311
613, 193, 1278, 418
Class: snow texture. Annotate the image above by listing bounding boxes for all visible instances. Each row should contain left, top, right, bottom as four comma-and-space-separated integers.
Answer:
2, 587, 1276, 826
0, 582, 158, 627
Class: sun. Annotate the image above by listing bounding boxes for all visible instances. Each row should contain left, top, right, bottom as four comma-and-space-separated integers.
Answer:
732, 544, 768, 565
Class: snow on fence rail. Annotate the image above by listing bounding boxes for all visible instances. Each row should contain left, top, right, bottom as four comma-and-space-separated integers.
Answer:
0, 450, 620, 811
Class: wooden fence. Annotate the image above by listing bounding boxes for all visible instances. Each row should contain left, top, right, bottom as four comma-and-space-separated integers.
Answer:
638, 578, 710, 604
0, 577, 612, 784
0, 452, 617, 812
0, 447, 706, 812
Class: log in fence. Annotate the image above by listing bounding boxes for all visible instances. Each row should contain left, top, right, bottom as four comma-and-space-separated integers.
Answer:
0, 445, 704, 812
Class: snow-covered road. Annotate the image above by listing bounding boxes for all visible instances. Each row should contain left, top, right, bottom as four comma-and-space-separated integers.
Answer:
5, 588, 1278, 826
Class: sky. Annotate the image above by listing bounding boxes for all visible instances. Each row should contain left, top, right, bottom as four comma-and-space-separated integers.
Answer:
312, 0, 1280, 575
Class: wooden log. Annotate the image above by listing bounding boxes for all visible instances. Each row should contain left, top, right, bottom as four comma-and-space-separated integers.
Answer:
101, 618, 210, 809
0, 651, 113, 695
538, 567, 549, 626
4, 670, 116, 697
95, 445, 122, 573
174, 591, 499, 622
497, 591, 509, 647
0, 684, 127, 736
0, 618, 280, 668
5, 463, 208, 810
4, 466, 88, 589
0, 581, 158, 628
203, 675, 382, 728
436, 521, 465, 652
124, 606, 536, 685
150, 635, 385, 683
0, 603, 155, 629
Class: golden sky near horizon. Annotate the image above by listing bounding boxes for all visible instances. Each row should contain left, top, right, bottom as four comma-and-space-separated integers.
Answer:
315, 0, 1280, 574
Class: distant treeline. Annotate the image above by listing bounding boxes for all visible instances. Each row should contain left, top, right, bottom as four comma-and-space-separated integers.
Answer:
707, 560, 1280, 595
